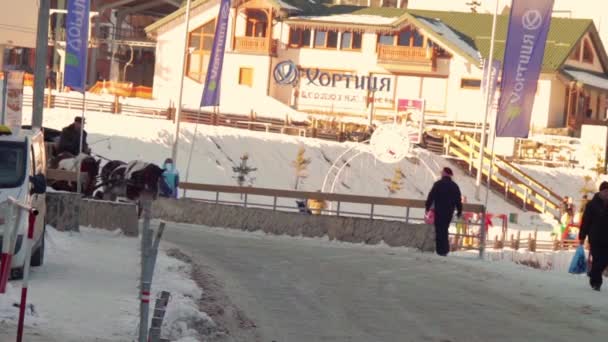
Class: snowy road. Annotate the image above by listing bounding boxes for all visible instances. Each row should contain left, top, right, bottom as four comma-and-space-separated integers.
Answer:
165, 223, 608, 342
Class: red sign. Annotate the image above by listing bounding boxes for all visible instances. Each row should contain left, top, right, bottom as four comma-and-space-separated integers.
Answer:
398, 99, 423, 111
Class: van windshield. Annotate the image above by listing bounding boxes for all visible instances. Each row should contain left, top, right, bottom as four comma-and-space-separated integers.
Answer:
0, 141, 27, 188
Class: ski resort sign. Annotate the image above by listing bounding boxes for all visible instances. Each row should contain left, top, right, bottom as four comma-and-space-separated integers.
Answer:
274, 60, 395, 112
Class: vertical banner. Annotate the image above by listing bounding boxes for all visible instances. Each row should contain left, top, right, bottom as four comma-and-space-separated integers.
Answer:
482, 59, 502, 107
201, 0, 230, 107
495, 0, 554, 137
4, 71, 25, 135
64, 0, 90, 93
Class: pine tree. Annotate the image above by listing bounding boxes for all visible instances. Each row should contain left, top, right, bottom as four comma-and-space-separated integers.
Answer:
384, 166, 405, 196
232, 153, 257, 188
291, 147, 311, 190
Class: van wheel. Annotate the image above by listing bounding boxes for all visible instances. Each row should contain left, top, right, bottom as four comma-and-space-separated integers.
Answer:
31, 229, 45, 267
10, 267, 24, 280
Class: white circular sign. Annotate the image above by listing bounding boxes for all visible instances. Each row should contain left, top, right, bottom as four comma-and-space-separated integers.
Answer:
369, 124, 411, 164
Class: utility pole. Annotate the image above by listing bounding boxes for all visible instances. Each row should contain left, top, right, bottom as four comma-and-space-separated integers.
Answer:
32, 0, 51, 129
171, 0, 193, 166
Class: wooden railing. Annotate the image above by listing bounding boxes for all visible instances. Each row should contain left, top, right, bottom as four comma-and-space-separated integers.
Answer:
180, 182, 486, 220
463, 135, 563, 205
234, 37, 276, 55
377, 45, 431, 63
445, 134, 562, 218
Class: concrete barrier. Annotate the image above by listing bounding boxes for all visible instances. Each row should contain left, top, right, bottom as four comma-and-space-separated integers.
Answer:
46, 192, 80, 232
46, 193, 139, 237
152, 198, 436, 251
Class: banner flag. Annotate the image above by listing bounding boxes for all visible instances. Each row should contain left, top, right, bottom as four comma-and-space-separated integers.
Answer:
495, 0, 554, 137
201, 0, 230, 107
64, 0, 90, 93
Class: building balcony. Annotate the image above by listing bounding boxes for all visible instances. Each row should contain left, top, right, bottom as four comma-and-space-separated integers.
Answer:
377, 45, 436, 72
234, 37, 277, 56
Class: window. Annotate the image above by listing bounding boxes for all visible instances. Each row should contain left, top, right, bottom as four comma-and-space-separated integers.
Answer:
413, 30, 424, 47
314, 31, 326, 47
382, 27, 425, 48
341, 32, 362, 50
583, 39, 594, 64
187, 19, 216, 83
461, 79, 481, 89
289, 28, 311, 48
378, 34, 394, 46
239, 67, 254, 87
314, 30, 338, 49
397, 31, 411, 46
0, 141, 27, 188
244, 9, 268, 38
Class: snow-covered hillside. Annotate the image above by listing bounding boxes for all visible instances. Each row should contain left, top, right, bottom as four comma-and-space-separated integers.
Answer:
24, 107, 535, 220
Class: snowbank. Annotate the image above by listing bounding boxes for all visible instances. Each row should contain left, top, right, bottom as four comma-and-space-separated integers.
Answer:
0, 227, 213, 341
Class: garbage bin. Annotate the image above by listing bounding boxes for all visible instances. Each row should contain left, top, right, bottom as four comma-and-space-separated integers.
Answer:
509, 213, 518, 224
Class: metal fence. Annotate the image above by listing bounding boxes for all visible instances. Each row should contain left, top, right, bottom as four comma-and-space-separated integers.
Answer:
179, 182, 488, 255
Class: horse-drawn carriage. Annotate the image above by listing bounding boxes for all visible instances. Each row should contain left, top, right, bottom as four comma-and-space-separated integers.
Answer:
31, 126, 165, 204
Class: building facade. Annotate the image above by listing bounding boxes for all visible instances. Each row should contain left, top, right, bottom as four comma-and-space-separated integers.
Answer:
146, 0, 608, 136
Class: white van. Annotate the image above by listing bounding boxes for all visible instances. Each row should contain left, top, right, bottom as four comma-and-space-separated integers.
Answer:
0, 126, 46, 279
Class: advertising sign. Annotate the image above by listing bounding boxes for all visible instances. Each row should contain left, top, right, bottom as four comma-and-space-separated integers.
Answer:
4, 71, 25, 134
495, 0, 555, 137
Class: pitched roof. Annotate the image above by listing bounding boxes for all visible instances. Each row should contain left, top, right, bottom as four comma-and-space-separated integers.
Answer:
289, 6, 600, 71
407, 9, 597, 72
146, 3, 605, 72
145, 0, 328, 33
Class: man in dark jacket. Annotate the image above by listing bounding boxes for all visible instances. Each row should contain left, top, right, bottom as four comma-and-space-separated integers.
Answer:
57, 117, 90, 156
580, 181, 608, 291
425, 167, 463, 256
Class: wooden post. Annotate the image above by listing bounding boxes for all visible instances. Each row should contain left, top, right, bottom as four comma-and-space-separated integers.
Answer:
266, 8, 273, 55
515, 230, 521, 250
113, 95, 120, 114
248, 110, 254, 130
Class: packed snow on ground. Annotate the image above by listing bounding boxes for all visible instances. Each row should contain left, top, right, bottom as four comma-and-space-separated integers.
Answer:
0, 227, 212, 341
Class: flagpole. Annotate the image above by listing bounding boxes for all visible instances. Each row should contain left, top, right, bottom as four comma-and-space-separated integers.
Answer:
475, 0, 499, 200
171, 0, 193, 168
76, 90, 86, 194
76, 1, 91, 195
183, 106, 203, 198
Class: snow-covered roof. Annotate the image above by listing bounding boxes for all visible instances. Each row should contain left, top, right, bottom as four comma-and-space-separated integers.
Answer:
415, 16, 482, 63
290, 14, 398, 26
277, 0, 302, 12
563, 67, 608, 91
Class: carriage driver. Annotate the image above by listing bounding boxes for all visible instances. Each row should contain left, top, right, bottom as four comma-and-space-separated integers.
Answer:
57, 116, 91, 156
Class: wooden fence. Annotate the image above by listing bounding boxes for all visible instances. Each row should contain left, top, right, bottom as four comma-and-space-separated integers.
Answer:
25, 92, 364, 142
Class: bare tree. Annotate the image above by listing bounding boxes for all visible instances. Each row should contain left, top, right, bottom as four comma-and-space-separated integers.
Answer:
291, 147, 311, 190
384, 166, 405, 196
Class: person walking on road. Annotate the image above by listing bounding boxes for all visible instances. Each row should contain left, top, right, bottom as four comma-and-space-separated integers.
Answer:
425, 167, 463, 256
580, 182, 608, 291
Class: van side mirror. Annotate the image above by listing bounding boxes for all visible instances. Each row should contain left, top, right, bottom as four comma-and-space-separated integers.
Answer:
30, 174, 47, 195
